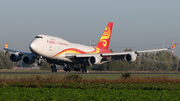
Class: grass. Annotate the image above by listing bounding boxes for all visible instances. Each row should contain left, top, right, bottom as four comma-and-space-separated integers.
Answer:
0, 69, 50, 72
1, 87, 180, 100
1, 74, 180, 80
1, 70, 180, 100
134, 74, 180, 79
1, 74, 180, 90
1, 69, 180, 79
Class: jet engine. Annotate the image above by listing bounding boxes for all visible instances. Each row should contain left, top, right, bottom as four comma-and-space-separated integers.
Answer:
23, 56, 35, 64
10, 53, 22, 62
124, 53, 137, 62
88, 56, 101, 65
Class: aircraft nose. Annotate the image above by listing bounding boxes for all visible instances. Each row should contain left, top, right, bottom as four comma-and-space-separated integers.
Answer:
29, 41, 36, 51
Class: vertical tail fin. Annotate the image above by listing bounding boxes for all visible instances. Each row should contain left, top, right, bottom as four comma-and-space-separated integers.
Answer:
96, 22, 113, 49
172, 43, 177, 49
4, 43, 8, 48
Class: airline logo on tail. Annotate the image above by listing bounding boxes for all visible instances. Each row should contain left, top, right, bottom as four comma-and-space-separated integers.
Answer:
96, 22, 113, 49
172, 43, 177, 49
4, 43, 8, 48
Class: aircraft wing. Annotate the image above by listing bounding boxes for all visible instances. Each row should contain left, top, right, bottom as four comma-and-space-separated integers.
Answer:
66, 48, 168, 58
3, 43, 33, 56
66, 43, 177, 58
101, 48, 169, 57
135, 43, 177, 53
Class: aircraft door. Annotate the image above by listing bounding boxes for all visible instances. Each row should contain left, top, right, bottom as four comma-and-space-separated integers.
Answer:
48, 39, 55, 51
49, 43, 52, 51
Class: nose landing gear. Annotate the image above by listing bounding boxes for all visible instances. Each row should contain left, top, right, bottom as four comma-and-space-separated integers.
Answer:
37, 56, 43, 66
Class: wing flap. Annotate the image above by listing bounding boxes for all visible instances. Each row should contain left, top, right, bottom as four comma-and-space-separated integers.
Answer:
101, 52, 131, 57
65, 53, 102, 58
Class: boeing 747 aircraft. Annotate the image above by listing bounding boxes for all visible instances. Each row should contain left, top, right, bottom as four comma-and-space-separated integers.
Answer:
3, 22, 177, 73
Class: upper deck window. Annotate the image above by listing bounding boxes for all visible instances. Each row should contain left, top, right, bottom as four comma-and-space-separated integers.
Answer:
35, 36, 43, 39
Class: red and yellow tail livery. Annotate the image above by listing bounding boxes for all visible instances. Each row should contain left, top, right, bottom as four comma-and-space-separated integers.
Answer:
96, 22, 113, 49
4, 43, 8, 48
172, 43, 177, 49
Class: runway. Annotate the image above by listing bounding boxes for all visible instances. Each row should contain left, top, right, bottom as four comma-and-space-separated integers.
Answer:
0, 72, 180, 75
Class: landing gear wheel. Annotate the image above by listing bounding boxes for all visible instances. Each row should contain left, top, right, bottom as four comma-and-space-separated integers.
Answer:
84, 69, 87, 73
38, 56, 42, 66
81, 65, 87, 73
38, 62, 42, 66
51, 65, 57, 73
63, 64, 71, 72
51, 69, 54, 72
74, 68, 80, 72
68, 68, 71, 72
82, 69, 87, 73
54, 69, 57, 72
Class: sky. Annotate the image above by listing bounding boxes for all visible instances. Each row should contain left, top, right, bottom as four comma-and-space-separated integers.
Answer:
0, 0, 180, 58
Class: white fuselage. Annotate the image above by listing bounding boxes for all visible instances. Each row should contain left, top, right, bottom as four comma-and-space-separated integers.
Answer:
29, 35, 96, 62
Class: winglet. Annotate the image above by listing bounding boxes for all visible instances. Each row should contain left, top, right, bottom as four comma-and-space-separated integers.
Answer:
4, 43, 8, 48
172, 43, 177, 49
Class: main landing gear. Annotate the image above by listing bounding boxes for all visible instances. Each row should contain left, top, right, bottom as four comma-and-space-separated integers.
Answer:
63, 64, 71, 72
51, 64, 57, 73
81, 65, 87, 73
63, 64, 88, 73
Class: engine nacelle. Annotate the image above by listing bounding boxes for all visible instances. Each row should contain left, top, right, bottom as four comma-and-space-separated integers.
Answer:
88, 56, 101, 65
23, 56, 35, 64
10, 53, 22, 62
125, 53, 137, 62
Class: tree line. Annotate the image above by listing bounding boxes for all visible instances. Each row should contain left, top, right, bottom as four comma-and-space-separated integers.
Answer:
0, 50, 13, 69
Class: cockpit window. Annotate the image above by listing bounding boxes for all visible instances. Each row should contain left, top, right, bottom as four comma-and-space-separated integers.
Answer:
35, 36, 43, 38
